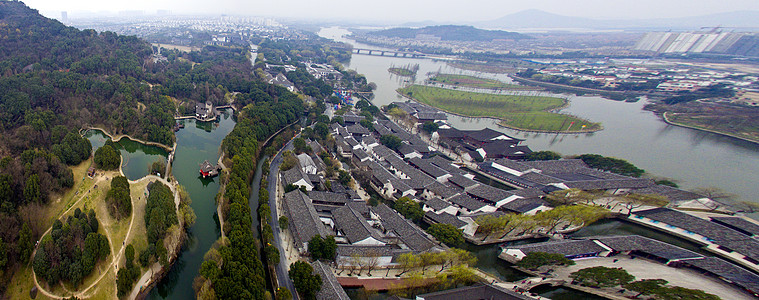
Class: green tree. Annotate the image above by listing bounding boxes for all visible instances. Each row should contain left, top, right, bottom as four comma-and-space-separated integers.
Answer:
622, 279, 668, 298
656, 286, 720, 300
94, 143, 121, 170
264, 245, 280, 265
309, 235, 336, 261
396, 252, 420, 276
18, 222, 33, 263
289, 261, 322, 300
338, 170, 351, 186
0, 238, 6, 276
276, 287, 292, 300
570, 266, 635, 288
577, 154, 644, 177
279, 216, 289, 230
24, 174, 41, 203
525, 151, 562, 161
106, 176, 132, 219
422, 121, 439, 133
380, 134, 402, 151
426, 223, 464, 246
394, 197, 424, 222
516, 252, 575, 270
293, 138, 308, 154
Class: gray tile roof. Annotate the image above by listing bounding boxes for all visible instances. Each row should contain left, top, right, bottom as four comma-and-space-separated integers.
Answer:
467, 184, 513, 203
283, 190, 329, 249
500, 197, 547, 214
448, 174, 480, 190
424, 211, 467, 228
520, 159, 590, 173
416, 283, 533, 300
282, 167, 310, 187
415, 111, 448, 121
372, 204, 436, 252
410, 158, 449, 179
711, 217, 759, 237
681, 257, 759, 293
333, 205, 383, 244
336, 244, 409, 258
448, 193, 487, 211
564, 178, 655, 190
308, 191, 348, 205
312, 261, 350, 300
634, 208, 759, 261
424, 197, 453, 211
507, 239, 607, 257
592, 235, 703, 260
346, 124, 371, 136
425, 181, 461, 199
426, 156, 464, 175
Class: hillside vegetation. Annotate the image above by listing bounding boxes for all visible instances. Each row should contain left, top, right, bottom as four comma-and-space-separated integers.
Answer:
368, 25, 531, 41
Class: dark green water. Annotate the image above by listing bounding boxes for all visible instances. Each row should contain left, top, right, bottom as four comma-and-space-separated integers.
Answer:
85, 130, 168, 180
148, 111, 235, 299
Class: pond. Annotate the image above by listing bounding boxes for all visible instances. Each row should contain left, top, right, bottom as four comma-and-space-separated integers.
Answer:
85, 129, 168, 181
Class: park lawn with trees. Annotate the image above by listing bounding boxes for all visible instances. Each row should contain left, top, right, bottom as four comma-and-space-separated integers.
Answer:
429, 74, 536, 90
388, 67, 416, 76
397, 85, 600, 132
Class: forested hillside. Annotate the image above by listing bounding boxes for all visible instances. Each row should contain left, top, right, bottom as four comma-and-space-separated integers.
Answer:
0, 2, 289, 295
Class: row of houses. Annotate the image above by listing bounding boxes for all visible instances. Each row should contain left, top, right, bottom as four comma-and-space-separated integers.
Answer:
278, 137, 444, 267
479, 158, 706, 203
501, 234, 759, 296
329, 116, 551, 239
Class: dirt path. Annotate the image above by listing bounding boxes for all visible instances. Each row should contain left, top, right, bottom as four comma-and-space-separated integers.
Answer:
32, 174, 179, 299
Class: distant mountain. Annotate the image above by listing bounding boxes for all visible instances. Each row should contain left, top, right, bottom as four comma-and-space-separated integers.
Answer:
476, 9, 759, 30
367, 25, 531, 41
476, 9, 603, 29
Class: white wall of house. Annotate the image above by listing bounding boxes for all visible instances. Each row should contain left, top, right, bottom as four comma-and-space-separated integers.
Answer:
354, 237, 386, 246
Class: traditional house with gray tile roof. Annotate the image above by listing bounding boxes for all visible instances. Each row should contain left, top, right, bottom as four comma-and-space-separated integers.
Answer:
424, 211, 475, 236
297, 153, 317, 175
422, 197, 458, 216
333, 205, 385, 246
282, 167, 314, 191
283, 190, 329, 253
371, 204, 438, 252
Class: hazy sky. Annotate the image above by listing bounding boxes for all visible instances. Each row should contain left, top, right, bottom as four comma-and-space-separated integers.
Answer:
25, 0, 759, 22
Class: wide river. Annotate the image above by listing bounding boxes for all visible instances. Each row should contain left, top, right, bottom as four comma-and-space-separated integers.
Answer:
319, 27, 759, 207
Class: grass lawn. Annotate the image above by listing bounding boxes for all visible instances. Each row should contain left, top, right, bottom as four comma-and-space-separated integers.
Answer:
398, 85, 601, 132
429, 74, 537, 90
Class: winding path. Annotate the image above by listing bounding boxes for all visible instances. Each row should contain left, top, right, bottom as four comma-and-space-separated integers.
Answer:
31, 174, 180, 299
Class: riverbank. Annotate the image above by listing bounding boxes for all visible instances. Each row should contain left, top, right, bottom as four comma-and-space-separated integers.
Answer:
510, 75, 642, 99
661, 112, 759, 145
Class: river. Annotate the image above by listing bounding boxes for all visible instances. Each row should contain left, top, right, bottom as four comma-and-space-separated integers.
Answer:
148, 112, 236, 299
318, 26, 759, 207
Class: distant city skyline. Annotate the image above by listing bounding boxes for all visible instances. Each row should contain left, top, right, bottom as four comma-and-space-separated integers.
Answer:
24, 0, 759, 23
